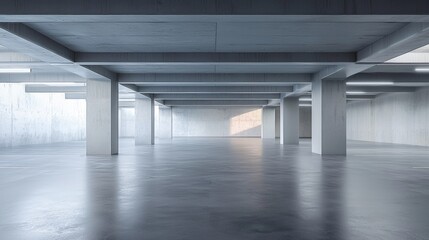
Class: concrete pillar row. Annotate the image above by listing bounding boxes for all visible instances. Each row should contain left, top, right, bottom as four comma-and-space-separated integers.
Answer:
135, 97, 154, 145
86, 79, 119, 155
262, 107, 276, 139
280, 97, 300, 144
312, 78, 346, 155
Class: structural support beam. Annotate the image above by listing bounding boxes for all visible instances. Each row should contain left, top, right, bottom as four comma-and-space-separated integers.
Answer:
2, 1, 429, 18
139, 86, 293, 94
262, 107, 276, 139
348, 73, 429, 86
86, 79, 118, 155
154, 93, 280, 100
135, 97, 154, 145
0, 23, 115, 80
312, 79, 346, 155
163, 100, 268, 106
119, 73, 312, 85
358, 23, 429, 63
346, 86, 416, 93
77, 52, 355, 65
25, 85, 85, 93
280, 97, 299, 145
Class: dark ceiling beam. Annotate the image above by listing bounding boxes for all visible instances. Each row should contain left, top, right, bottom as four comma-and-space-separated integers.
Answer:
138, 86, 294, 94
1, 0, 429, 16
76, 52, 355, 65
154, 93, 280, 100
119, 73, 312, 85
163, 100, 269, 107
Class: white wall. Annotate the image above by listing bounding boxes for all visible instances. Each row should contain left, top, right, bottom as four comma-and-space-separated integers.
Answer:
119, 108, 135, 138
173, 107, 262, 137
347, 87, 429, 146
0, 83, 86, 148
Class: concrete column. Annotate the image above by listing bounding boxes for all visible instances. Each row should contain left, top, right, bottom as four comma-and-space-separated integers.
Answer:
262, 107, 276, 138
312, 79, 346, 155
158, 107, 172, 138
135, 97, 154, 145
86, 79, 118, 155
275, 107, 280, 138
280, 97, 299, 144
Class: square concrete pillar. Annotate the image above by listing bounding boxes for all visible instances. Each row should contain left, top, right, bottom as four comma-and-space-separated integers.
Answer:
275, 107, 280, 138
262, 107, 276, 139
86, 79, 118, 155
158, 107, 172, 139
135, 97, 154, 145
312, 79, 346, 155
280, 97, 299, 144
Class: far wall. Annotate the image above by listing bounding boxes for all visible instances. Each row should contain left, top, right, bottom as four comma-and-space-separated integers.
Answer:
0, 83, 86, 148
347, 87, 429, 146
173, 107, 262, 137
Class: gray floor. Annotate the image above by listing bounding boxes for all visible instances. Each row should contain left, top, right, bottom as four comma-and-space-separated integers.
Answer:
1, 138, 429, 240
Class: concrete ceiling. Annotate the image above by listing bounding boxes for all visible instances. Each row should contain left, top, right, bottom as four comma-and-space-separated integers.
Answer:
1, 1, 429, 106
27, 22, 404, 53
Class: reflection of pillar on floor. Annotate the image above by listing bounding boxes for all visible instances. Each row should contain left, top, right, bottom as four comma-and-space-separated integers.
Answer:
158, 107, 172, 139
312, 78, 346, 155
280, 97, 299, 145
135, 96, 154, 145
262, 107, 276, 139
86, 79, 118, 155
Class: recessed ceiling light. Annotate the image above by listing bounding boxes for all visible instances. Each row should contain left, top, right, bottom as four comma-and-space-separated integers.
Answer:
346, 81, 394, 86
0, 68, 31, 73
415, 67, 429, 72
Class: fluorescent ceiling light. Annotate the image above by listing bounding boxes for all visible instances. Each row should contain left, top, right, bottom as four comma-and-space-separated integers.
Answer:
0, 68, 31, 73
346, 91, 367, 95
299, 104, 312, 107
299, 98, 312, 101
119, 99, 135, 102
415, 67, 429, 72
346, 81, 393, 86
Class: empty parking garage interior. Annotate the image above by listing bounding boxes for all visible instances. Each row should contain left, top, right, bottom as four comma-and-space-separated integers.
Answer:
2, 1, 429, 239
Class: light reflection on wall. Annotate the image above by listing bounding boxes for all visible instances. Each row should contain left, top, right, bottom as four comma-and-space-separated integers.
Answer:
229, 109, 262, 136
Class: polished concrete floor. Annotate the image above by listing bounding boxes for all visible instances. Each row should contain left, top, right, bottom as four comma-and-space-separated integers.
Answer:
1, 138, 429, 240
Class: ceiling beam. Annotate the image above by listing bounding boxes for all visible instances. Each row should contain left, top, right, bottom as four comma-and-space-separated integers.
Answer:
138, 86, 293, 94
358, 23, 429, 63
164, 100, 268, 106
349, 73, 429, 84
1, 0, 429, 16
314, 23, 429, 81
119, 73, 311, 85
25, 84, 85, 93
346, 86, 417, 93
0, 23, 116, 80
0, 72, 85, 83
76, 52, 355, 65
154, 93, 280, 100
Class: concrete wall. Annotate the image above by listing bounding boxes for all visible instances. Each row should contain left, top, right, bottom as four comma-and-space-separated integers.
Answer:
347, 87, 429, 146
299, 107, 312, 138
0, 83, 86, 148
119, 107, 135, 138
173, 107, 262, 137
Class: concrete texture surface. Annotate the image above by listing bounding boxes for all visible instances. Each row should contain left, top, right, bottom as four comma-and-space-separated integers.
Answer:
0, 83, 85, 148
299, 107, 312, 138
0, 138, 429, 239
347, 87, 429, 146
172, 107, 262, 137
